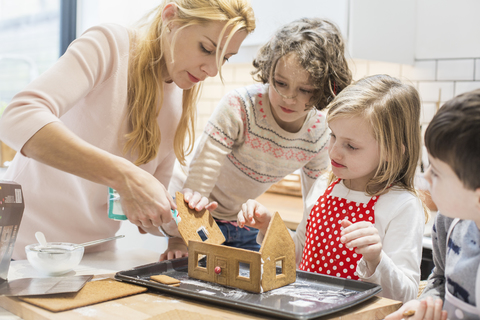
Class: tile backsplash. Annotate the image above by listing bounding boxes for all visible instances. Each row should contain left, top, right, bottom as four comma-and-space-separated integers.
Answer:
195, 57, 480, 139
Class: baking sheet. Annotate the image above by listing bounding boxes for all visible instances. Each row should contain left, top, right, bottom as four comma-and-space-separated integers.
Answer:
115, 257, 382, 320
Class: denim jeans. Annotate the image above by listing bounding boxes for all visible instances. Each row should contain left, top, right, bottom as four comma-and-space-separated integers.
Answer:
215, 220, 261, 252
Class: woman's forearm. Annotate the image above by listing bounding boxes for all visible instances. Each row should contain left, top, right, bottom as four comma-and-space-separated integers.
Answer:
21, 121, 135, 191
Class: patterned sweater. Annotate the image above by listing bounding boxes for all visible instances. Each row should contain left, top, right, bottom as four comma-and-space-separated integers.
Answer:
183, 83, 330, 221
420, 214, 480, 305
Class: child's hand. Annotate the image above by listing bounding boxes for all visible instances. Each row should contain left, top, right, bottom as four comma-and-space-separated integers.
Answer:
181, 188, 218, 212
237, 200, 273, 235
340, 219, 382, 271
384, 297, 447, 320
159, 237, 188, 261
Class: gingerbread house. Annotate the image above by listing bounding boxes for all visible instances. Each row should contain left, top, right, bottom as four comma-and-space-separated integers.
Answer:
175, 192, 296, 293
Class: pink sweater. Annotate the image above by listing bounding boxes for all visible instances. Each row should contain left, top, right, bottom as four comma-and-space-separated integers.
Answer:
0, 24, 183, 259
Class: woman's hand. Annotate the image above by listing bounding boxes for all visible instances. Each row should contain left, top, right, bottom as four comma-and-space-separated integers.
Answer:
384, 297, 447, 320
237, 200, 272, 235
159, 237, 188, 261
181, 188, 218, 212
117, 167, 176, 229
340, 219, 382, 272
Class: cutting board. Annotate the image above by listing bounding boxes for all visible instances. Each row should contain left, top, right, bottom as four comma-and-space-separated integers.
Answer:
0, 292, 401, 320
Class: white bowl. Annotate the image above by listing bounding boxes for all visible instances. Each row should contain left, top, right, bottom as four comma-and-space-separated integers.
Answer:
25, 242, 84, 276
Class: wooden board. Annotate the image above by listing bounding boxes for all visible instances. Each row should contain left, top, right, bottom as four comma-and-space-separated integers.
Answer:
18, 279, 147, 312
0, 291, 402, 320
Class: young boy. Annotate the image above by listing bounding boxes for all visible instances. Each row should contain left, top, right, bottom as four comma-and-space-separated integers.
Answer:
386, 89, 480, 320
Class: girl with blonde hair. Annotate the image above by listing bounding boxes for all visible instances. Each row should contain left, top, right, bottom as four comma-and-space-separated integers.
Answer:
0, 0, 255, 259
238, 74, 427, 303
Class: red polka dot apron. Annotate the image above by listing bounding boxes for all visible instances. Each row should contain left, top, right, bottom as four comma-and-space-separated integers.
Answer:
299, 179, 379, 280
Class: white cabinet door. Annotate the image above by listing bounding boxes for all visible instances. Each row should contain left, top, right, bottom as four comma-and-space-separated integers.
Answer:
416, 0, 480, 59
233, 0, 416, 64
348, 0, 416, 64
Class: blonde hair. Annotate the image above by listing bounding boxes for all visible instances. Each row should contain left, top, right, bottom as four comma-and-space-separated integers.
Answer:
126, 0, 255, 165
252, 18, 352, 110
327, 75, 422, 200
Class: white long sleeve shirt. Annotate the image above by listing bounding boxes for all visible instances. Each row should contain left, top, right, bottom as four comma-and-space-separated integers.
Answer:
258, 176, 425, 303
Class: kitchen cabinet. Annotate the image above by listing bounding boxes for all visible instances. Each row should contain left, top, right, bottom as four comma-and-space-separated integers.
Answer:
231, 0, 416, 65
415, 0, 480, 59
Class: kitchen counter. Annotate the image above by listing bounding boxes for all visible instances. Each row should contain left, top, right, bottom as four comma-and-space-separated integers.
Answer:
0, 248, 402, 320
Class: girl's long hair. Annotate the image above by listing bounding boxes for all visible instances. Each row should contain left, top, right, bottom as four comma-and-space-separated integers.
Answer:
326, 75, 427, 218
126, 0, 255, 165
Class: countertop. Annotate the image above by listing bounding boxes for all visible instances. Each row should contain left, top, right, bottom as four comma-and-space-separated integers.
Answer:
0, 248, 402, 320
0, 248, 161, 320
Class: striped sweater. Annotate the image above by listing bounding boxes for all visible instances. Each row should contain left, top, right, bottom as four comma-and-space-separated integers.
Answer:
183, 83, 330, 221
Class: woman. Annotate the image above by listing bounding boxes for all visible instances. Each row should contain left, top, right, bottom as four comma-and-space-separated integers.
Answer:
0, 0, 255, 259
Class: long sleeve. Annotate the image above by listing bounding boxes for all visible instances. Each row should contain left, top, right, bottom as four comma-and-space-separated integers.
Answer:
418, 214, 452, 301
183, 89, 244, 197
0, 25, 122, 151
356, 192, 425, 302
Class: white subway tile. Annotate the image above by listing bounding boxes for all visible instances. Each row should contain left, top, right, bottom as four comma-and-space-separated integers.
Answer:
219, 65, 235, 83
195, 115, 210, 136
420, 102, 438, 124
401, 60, 436, 81
367, 61, 401, 78
348, 59, 369, 80
196, 100, 216, 116
234, 64, 255, 83
201, 83, 225, 100
437, 59, 475, 81
224, 84, 244, 94
454, 81, 480, 96
475, 59, 480, 81
418, 82, 454, 103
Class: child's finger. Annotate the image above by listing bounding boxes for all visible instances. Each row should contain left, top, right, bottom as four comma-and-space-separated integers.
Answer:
237, 205, 247, 228
181, 188, 194, 202
340, 219, 353, 228
244, 200, 258, 223
341, 224, 377, 244
187, 192, 203, 209
433, 298, 444, 320
441, 310, 448, 320
194, 196, 209, 210
205, 201, 218, 211
422, 297, 435, 319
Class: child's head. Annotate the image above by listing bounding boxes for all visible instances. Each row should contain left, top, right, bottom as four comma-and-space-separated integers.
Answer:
326, 74, 421, 196
252, 18, 352, 111
424, 89, 480, 220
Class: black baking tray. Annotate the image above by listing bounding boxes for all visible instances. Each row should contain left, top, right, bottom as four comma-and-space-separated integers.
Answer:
115, 257, 381, 320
